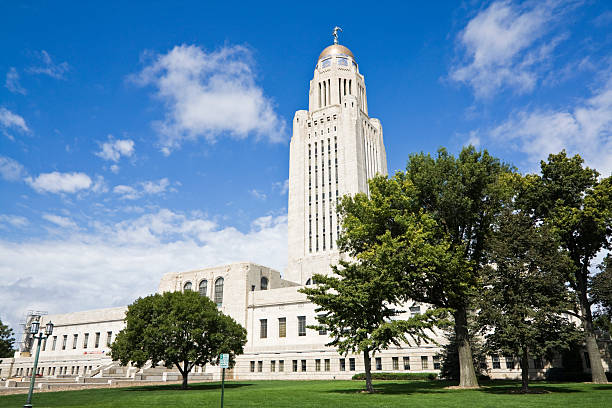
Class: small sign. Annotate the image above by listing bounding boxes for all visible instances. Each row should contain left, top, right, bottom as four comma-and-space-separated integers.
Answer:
219, 353, 229, 368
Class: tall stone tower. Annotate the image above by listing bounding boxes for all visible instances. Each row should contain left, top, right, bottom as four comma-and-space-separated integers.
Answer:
286, 36, 388, 284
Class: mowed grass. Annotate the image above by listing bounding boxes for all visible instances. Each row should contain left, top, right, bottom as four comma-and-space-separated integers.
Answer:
1, 380, 611, 408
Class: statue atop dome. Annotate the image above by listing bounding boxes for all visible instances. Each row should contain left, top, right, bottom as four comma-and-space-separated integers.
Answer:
332, 26, 342, 45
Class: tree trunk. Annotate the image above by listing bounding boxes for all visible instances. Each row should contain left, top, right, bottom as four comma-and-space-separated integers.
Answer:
520, 348, 529, 393
363, 349, 374, 393
455, 307, 479, 388
577, 269, 608, 384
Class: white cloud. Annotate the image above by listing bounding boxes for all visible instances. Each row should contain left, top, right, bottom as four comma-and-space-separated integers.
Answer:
110, 164, 120, 174
489, 73, 612, 176
250, 189, 267, 201
113, 178, 171, 200
0, 209, 287, 332
0, 214, 28, 228
27, 50, 69, 79
26, 171, 92, 194
5, 67, 26, 95
0, 156, 27, 181
450, 0, 573, 98
133, 44, 286, 154
42, 214, 78, 229
0, 107, 29, 133
96, 136, 135, 162
273, 179, 289, 195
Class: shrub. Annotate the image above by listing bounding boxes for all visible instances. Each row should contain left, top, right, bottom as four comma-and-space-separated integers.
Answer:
351, 372, 438, 381
546, 368, 592, 382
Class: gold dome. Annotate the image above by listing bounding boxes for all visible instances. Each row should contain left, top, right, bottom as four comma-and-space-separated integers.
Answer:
318, 44, 355, 61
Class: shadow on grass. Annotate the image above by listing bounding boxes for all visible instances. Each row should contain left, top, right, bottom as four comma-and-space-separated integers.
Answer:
121, 382, 254, 392
332, 380, 593, 396
330, 380, 452, 395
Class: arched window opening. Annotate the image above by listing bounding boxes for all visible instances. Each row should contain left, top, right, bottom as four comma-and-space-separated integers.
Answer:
183, 281, 192, 291
214, 277, 224, 307
199, 279, 208, 297
261, 277, 268, 290
305, 278, 312, 286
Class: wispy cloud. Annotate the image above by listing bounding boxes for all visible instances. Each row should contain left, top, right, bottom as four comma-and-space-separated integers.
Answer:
42, 214, 78, 229
0, 214, 28, 229
132, 44, 286, 155
113, 178, 172, 200
0, 156, 27, 181
250, 189, 267, 200
487, 72, 612, 176
95, 135, 135, 162
0, 107, 29, 133
450, 0, 577, 98
5, 67, 26, 95
0, 210, 288, 331
27, 50, 70, 79
26, 171, 92, 194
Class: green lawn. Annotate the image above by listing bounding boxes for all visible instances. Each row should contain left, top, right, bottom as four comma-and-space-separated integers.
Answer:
1, 380, 611, 408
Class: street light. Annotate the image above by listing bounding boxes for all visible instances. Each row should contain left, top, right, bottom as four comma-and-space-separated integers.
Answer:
23, 320, 53, 408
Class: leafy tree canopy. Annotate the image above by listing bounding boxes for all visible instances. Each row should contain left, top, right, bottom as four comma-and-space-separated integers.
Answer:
0, 318, 15, 358
111, 290, 247, 389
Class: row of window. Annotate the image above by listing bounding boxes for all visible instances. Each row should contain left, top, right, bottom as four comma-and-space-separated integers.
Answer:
182, 277, 224, 306
42, 331, 113, 352
249, 356, 441, 373
307, 114, 337, 128
259, 316, 314, 339
13, 364, 98, 377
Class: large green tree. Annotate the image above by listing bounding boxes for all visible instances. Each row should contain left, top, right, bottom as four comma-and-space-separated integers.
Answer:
300, 258, 446, 392
523, 152, 612, 383
591, 255, 612, 335
0, 318, 15, 358
330, 146, 512, 388
111, 291, 247, 389
478, 208, 580, 393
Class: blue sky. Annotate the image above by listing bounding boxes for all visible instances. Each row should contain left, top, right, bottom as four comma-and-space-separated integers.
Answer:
1, 0, 611, 333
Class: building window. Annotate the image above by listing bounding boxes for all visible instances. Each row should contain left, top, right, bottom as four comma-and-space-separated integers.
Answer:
421, 356, 428, 370
183, 281, 192, 291
199, 279, 208, 297
479, 357, 487, 370
318, 314, 327, 335
491, 355, 500, 369
106, 331, 112, 347
339, 358, 346, 371
260, 319, 267, 339
392, 357, 399, 370
52, 336, 57, 351
349, 358, 356, 371
409, 305, 421, 317
279, 360, 284, 372
73, 334, 78, 349
505, 355, 515, 369
375, 357, 382, 371
301, 360, 306, 372
325, 359, 330, 371
433, 356, 441, 370
62, 335, 67, 350
250, 361, 255, 372
298, 316, 306, 336
292, 360, 298, 372
315, 359, 321, 371
278, 318, 286, 338
260, 276, 268, 290
258, 361, 263, 372
271, 360, 276, 372
94, 332, 100, 348
403, 356, 410, 370
214, 277, 224, 306
83, 333, 89, 349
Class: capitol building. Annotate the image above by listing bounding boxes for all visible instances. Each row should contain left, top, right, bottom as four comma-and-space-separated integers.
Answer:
0, 38, 561, 383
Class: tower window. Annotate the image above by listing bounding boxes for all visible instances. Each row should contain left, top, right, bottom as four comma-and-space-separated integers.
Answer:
214, 277, 224, 306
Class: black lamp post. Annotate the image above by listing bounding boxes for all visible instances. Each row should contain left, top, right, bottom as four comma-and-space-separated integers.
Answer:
24, 320, 53, 408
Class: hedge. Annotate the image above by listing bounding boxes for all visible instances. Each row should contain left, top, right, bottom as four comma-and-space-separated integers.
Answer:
352, 372, 438, 381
